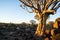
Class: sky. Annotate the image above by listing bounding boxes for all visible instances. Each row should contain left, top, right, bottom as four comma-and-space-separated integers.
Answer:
0, 0, 60, 23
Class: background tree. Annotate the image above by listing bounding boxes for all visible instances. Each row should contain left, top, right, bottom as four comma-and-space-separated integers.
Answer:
19, 0, 60, 36
30, 20, 36, 25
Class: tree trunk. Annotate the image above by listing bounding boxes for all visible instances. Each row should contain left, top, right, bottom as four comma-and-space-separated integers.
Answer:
35, 14, 46, 36
35, 16, 43, 36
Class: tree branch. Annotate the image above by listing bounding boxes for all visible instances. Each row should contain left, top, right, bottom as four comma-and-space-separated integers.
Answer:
36, 0, 41, 13
19, 0, 38, 10
45, 0, 52, 10
53, 3, 60, 11
50, 1, 59, 10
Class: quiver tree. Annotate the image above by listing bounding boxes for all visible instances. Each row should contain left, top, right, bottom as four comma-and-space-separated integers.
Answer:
19, 0, 60, 36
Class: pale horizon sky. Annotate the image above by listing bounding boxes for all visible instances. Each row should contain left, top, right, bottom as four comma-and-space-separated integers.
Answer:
0, 0, 60, 23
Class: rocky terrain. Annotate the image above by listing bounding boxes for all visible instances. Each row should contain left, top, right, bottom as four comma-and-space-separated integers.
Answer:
0, 23, 38, 40
0, 23, 60, 40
